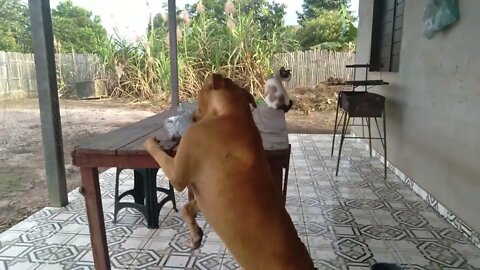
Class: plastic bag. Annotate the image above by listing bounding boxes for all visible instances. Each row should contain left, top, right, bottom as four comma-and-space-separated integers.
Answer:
164, 102, 198, 140
423, 0, 460, 39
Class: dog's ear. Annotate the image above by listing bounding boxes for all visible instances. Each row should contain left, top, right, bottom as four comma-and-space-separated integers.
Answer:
245, 91, 257, 108
209, 73, 224, 90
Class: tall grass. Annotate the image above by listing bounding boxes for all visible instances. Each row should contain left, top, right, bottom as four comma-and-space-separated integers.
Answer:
98, 1, 297, 101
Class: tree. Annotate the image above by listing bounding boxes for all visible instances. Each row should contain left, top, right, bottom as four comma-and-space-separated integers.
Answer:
185, 0, 287, 39
237, 0, 287, 35
185, 0, 226, 23
0, 0, 32, 52
147, 13, 167, 40
297, 0, 350, 24
51, 0, 108, 53
147, 6, 185, 40
296, 10, 355, 51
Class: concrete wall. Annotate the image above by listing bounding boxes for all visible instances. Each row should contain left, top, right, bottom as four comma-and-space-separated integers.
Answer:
355, 0, 480, 232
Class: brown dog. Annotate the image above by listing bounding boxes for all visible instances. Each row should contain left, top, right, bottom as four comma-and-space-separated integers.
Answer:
143, 74, 315, 270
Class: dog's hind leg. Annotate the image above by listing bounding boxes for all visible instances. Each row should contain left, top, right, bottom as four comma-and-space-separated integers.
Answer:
182, 198, 203, 250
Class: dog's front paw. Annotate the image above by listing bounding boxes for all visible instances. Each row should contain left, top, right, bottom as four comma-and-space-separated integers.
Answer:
143, 137, 160, 153
190, 226, 204, 251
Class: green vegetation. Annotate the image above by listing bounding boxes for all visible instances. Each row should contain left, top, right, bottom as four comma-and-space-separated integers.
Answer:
0, 0, 31, 52
0, 0, 108, 53
296, 0, 357, 51
297, 0, 350, 24
0, 0, 357, 100
98, 0, 300, 100
51, 0, 108, 53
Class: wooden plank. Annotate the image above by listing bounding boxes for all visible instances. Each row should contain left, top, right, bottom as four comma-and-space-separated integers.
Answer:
392, 41, 402, 56
385, 0, 396, 10
396, 0, 405, 16
5, 52, 12, 93
74, 144, 289, 169
0, 52, 6, 95
73, 153, 159, 168
117, 126, 172, 155
393, 28, 403, 43
26, 53, 33, 93
382, 9, 395, 24
391, 55, 401, 72
119, 105, 290, 155
0, 51, 108, 98
381, 44, 392, 58
28, 0, 68, 207
75, 109, 177, 154
272, 49, 355, 88
394, 14, 404, 29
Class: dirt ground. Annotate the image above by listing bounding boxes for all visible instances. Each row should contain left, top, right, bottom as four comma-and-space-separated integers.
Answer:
0, 84, 341, 233
0, 98, 156, 232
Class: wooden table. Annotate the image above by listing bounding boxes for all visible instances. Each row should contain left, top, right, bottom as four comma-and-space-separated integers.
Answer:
71, 104, 290, 270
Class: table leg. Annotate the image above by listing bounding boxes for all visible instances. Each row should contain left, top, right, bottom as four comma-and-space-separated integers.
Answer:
144, 168, 160, 229
268, 158, 284, 204
133, 169, 146, 204
80, 167, 110, 270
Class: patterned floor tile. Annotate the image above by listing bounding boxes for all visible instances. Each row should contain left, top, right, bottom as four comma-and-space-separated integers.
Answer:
162, 253, 196, 268
0, 134, 479, 269
193, 253, 224, 270
361, 225, 407, 241
129, 249, 167, 269
312, 259, 340, 270
219, 255, 240, 270
0, 260, 41, 270
0, 231, 23, 247
310, 247, 340, 262
334, 237, 373, 264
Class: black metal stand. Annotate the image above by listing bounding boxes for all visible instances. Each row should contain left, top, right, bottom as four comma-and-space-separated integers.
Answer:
332, 103, 387, 179
113, 168, 178, 229
331, 64, 388, 179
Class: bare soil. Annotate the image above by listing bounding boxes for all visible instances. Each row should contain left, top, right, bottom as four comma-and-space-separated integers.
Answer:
0, 83, 340, 232
0, 98, 155, 232
286, 83, 345, 134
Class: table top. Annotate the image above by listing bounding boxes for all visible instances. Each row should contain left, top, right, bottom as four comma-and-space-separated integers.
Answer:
73, 104, 289, 158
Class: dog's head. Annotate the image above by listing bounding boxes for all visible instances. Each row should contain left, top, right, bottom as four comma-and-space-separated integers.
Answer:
278, 67, 292, 82
192, 73, 257, 122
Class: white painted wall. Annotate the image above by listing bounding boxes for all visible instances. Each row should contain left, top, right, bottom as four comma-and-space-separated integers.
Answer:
355, 0, 480, 232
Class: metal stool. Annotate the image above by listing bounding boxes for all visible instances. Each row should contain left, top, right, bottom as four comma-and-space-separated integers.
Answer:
331, 92, 387, 179
113, 168, 178, 228
186, 144, 292, 206
266, 144, 292, 206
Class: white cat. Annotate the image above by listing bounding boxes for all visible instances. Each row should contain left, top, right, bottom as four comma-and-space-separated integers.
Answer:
264, 67, 293, 112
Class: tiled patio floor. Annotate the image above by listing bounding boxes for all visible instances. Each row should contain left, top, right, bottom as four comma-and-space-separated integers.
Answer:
1, 134, 479, 270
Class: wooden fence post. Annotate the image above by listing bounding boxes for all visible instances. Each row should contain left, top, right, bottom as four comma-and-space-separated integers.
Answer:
4, 51, 12, 94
